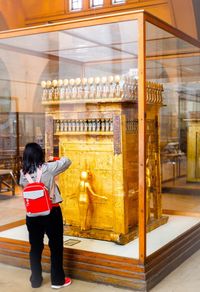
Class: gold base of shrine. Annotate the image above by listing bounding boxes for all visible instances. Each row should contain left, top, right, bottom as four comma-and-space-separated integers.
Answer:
64, 215, 168, 245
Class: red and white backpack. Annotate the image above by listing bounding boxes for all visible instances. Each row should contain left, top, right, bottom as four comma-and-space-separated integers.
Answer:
23, 168, 52, 217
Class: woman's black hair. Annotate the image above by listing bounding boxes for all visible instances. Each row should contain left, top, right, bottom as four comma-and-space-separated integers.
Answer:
22, 142, 45, 174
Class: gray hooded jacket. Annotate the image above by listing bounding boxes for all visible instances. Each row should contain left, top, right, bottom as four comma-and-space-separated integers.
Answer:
19, 157, 71, 204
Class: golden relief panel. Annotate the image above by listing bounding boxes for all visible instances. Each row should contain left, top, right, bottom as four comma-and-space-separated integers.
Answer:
187, 123, 200, 182
60, 140, 116, 231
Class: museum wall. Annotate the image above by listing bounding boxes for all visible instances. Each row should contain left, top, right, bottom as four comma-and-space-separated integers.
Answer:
0, 0, 25, 30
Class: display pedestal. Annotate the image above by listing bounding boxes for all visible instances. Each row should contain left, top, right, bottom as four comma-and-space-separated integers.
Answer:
64, 215, 168, 245
1, 218, 200, 291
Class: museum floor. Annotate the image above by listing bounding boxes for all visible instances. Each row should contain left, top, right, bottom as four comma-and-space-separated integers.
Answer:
1, 185, 200, 291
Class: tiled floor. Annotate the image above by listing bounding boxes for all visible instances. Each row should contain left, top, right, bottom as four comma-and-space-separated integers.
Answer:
1, 189, 200, 291
0, 194, 25, 226
0, 262, 130, 292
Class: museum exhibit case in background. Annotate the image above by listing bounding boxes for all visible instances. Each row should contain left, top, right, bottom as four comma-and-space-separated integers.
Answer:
0, 11, 200, 291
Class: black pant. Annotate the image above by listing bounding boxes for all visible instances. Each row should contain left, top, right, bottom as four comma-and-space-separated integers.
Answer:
26, 206, 65, 286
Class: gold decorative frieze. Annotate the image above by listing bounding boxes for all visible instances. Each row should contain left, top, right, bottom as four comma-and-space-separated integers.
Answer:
54, 118, 113, 133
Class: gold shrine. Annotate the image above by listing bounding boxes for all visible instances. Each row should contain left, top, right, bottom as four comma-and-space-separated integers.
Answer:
187, 116, 200, 182
43, 76, 168, 244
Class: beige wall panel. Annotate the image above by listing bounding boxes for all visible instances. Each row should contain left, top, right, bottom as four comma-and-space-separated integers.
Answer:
21, 0, 65, 21
145, 3, 172, 24
0, 49, 48, 112
0, 0, 25, 29
169, 0, 197, 39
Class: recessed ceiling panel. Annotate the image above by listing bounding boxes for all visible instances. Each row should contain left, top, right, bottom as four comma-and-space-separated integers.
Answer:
49, 45, 134, 62
68, 20, 138, 45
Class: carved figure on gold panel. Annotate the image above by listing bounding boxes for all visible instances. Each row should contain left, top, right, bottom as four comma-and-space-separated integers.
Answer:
146, 152, 162, 222
153, 152, 162, 219
78, 170, 107, 231
146, 158, 152, 223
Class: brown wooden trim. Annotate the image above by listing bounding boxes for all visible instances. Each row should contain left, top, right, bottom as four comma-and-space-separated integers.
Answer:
145, 223, 200, 289
64, 0, 69, 13
104, 0, 112, 8
0, 10, 141, 39
0, 245, 142, 279
138, 12, 146, 264
0, 236, 145, 290
64, 247, 139, 265
70, 56, 138, 66
0, 237, 30, 248
0, 248, 29, 260
163, 209, 200, 217
147, 222, 200, 262
0, 9, 199, 51
147, 50, 200, 60
63, 253, 143, 273
0, 219, 25, 232
24, 1, 167, 26
83, 0, 89, 10
0, 236, 140, 266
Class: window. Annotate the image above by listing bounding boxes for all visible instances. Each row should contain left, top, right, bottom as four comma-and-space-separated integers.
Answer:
70, 0, 82, 11
112, 0, 125, 4
90, 0, 104, 7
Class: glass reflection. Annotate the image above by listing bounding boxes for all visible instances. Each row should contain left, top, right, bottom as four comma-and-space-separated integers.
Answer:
146, 21, 200, 255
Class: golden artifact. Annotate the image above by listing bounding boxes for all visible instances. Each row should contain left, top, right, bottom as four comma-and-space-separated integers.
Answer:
187, 121, 200, 182
146, 150, 162, 222
146, 158, 151, 223
70, 170, 108, 231
43, 75, 168, 244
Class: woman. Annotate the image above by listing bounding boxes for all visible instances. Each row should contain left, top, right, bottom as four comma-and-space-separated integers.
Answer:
20, 142, 72, 289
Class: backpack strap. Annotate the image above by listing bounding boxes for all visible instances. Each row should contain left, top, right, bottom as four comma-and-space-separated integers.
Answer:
36, 167, 42, 182
25, 168, 42, 183
36, 168, 54, 199
25, 167, 55, 199
25, 172, 34, 183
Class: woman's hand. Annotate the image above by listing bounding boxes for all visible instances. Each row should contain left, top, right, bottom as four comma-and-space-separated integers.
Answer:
48, 156, 60, 162
48, 156, 54, 162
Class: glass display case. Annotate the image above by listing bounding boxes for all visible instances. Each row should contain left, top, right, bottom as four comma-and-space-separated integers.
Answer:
0, 10, 200, 291
0, 112, 45, 178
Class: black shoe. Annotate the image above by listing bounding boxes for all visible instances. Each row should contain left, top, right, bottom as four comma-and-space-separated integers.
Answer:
30, 276, 43, 288
31, 282, 42, 288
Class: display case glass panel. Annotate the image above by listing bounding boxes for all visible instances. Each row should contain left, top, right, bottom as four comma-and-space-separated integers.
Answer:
1, 11, 200, 265
0, 19, 143, 257
146, 20, 200, 255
